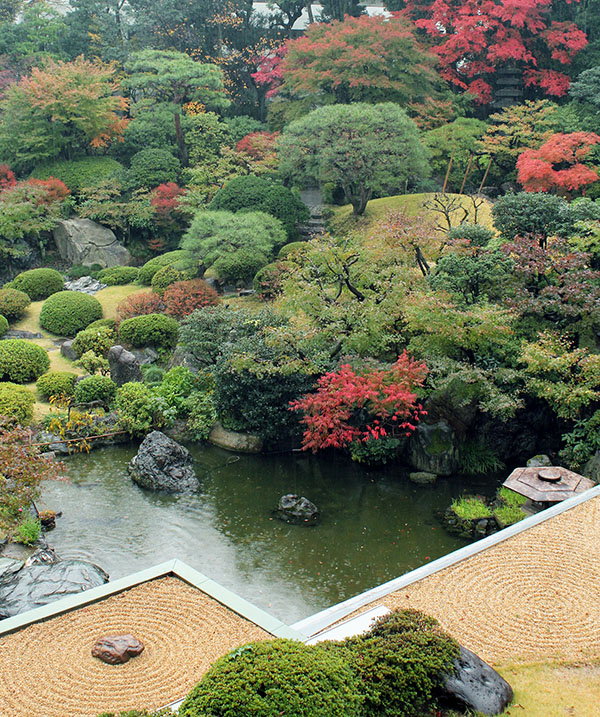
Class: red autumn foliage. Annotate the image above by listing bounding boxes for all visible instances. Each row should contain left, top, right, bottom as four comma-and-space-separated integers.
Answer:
0, 164, 16, 191
236, 131, 279, 160
27, 177, 70, 203
150, 182, 186, 217
252, 44, 287, 98
516, 132, 600, 193
163, 279, 220, 319
290, 352, 428, 453
405, 0, 587, 103
115, 291, 164, 325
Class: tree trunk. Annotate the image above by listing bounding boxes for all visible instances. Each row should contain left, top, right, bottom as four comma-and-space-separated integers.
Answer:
349, 186, 372, 215
174, 112, 188, 167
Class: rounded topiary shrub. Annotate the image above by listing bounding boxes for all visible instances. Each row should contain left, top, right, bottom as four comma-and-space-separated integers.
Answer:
0, 288, 31, 321
212, 249, 268, 286
163, 279, 219, 319
0, 339, 50, 383
118, 314, 179, 350
179, 639, 362, 717
97, 266, 140, 286
0, 382, 35, 425
30, 157, 126, 193
138, 250, 188, 285
39, 291, 103, 336
72, 325, 115, 358
0, 315, 8, 337
11, 268, 64, 301
253, 261, 288, 300
150, 265, 185, 294
128, 148, 181, 190
74, 375, 117, 405
344, 609, 460, 717
86, 318, 116, 332
36, 371, 77, 401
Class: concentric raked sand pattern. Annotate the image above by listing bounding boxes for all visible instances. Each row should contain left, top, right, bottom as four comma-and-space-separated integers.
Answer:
352, 494, 600, 665
0, 577, 271, 716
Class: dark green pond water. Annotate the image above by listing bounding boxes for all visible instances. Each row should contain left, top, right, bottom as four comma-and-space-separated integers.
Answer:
39, 444, 497, 624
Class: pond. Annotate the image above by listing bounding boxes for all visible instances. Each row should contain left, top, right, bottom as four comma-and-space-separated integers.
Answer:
38, 443, 500, 624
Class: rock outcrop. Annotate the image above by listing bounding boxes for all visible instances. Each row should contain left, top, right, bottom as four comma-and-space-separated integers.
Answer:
54, 218, 131, 268
128, 430, 198, 492
108, 345, 143, 386
408, 420, 459, 476
273, 494, 319, 525
208, 422, 262, 453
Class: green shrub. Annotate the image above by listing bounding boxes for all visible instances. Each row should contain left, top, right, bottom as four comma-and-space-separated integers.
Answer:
459, 440, 504, 475
128, 148, 180, 190
451, 496, 492, 520
39, 291, 103, 336
115, 381, 169, 435
179, 639, 362, 717
278, 241, 308, 259
76, 350, 109, 376
348, 436, 402, 465
0, 315, 8, 337
87, 318, 116, 332
36, 371, 77, 401
213, 248, 268, 286
223, 115, 265, 144
150, 264, 185, 294
0, 382, 35, 424
0, 288, 31, 321
31, 157, 126, 193
118, 314, 179, 350
186, 389, 216, 441
447, 223, 494, 247
72, 326, 115, 358
15, 517, 41, 545
344, 609, 460, 717
97, 266, 139, 286
154, 366, 197, 417
138, 250, 187, 285
11, 268, 64, 301
253, 261, 287, 299
74, 375, 117, 405
210, 176, 310, 240
67, 264, 103, 280
141, 364, 165, 385
0, 340, 49, 383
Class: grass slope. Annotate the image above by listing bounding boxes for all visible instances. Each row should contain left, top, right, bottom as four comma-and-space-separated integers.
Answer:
329, 193, 495, 238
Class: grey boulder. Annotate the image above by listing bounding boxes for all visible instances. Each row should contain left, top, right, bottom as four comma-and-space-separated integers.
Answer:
54, 218, 131, 268
0, 559, 109, 619
128, 430, 198, 492
442, 646, 514, 715
108, 345, 143, 386
274, 494, 319, 525
408, 420, 459, 476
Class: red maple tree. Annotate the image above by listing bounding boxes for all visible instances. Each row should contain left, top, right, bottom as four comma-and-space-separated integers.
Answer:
404, 0, 587, 103
27, 177, 70, 204
0, 164, 16, 191
290, 352, 428, 453
516, 132, 600, 193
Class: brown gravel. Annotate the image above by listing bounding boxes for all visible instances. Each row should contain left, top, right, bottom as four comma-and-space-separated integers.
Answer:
0, 576, 272, 716
344, 494, 600, 665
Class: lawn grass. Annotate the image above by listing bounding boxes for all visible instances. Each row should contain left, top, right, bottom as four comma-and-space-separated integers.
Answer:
329, 192, 495, 239
497, 661, 600, 715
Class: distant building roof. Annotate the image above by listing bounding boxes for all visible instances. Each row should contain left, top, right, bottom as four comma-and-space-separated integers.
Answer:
253, 3, 390, 31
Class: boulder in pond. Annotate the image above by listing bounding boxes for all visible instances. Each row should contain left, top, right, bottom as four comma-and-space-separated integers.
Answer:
274, 494, 319, 525
408, 420, 459, 476
409, 471, 437, 485
442, 645, 514, 715
108, 345, 143, 386
92, 634, 145, 664
53, 218, 131, 268
0, 559, 109, 619
208, 422, 262, 454
128, 430, 198, 493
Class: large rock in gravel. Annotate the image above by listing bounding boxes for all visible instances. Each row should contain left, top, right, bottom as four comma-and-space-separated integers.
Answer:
128, 430, 198, 492
108, 345, 143, 386
53, 218, 131, 268
442, 646, 514, 715
92, 634, 145, 664
0, 559, 109, 619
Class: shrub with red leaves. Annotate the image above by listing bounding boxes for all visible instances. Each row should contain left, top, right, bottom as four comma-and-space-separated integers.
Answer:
236, 131, 278, 161
290, 352, 428, 453
163, 279, 220, 319
27, 177, 70, 204
115, 291, 164, 325
0, 164, 16, 191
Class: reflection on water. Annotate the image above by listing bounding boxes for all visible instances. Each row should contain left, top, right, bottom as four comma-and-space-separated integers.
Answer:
39, 443, 496, 623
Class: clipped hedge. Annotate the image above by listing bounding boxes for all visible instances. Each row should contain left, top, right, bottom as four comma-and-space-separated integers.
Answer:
36, 371, 77, 401
163, 279, 219, 319
39, 291, 103, 336
30, 157, 126, 193
118, 314, 179, 350
0, 288, 31, 321
74, 375, 117, 405
0, 339, 50, 383
11, 268, 64, 301
97, 266, 140, 286
86, 318, 116, 332
128, 148, 180, 190
72, 326, 115, 358
150, 265, 185, 294
138, 250, 187, 285
0, 315, 8, 337
212, 249, 268, 286
0, 382, 35, 425
179, 639, 362, 717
